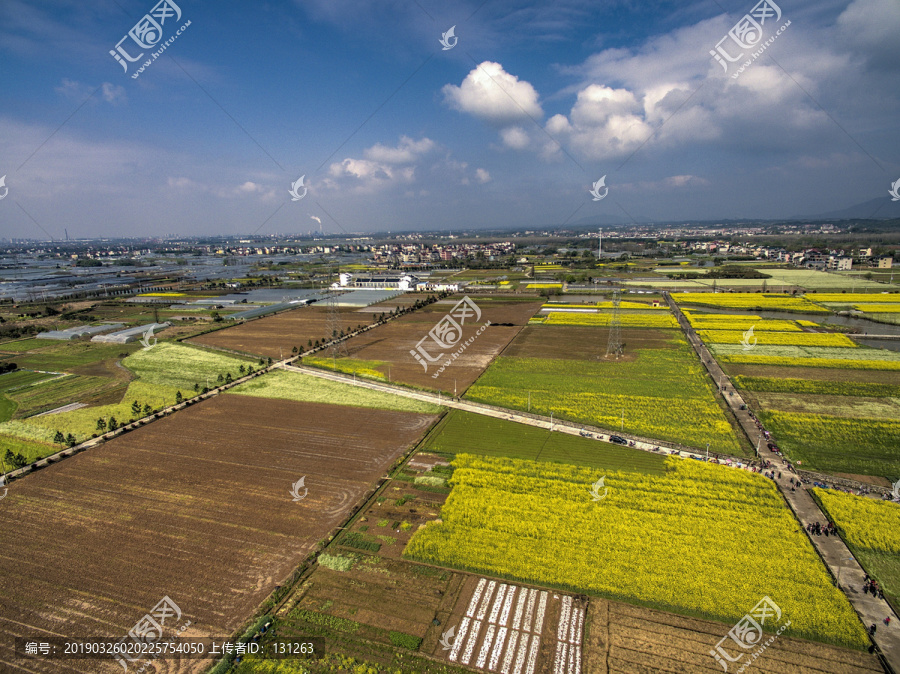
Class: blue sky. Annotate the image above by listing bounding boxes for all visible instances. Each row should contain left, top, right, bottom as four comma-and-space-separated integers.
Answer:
0, 0, 898, 238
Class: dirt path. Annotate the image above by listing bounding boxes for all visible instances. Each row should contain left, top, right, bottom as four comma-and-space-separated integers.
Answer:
666, 292, 900, 672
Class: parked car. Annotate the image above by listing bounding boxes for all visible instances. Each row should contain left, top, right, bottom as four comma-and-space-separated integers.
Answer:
609, 435, 628, 445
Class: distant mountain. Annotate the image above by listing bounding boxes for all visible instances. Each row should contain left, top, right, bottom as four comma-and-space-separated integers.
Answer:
794, 196, 900, 221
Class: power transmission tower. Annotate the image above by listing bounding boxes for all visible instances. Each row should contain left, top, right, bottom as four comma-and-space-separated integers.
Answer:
605, 289, 624, 359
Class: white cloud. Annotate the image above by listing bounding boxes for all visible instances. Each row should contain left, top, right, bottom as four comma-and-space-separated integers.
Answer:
837, 0, 900, 66
55, 79, 126, 105
475, 168, 491, 183
364, 136, 435, 163
500, 126, 531, 150
442, 61, 543, 125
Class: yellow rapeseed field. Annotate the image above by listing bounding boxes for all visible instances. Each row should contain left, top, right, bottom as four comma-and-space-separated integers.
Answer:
405, 455, 868, 649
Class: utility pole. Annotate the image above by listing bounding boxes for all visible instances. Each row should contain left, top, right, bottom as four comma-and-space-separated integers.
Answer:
706, 442, 710, 462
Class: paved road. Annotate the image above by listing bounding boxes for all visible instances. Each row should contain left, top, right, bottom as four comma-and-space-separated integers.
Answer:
666, 293, 900, 671
280, 363, 738, 465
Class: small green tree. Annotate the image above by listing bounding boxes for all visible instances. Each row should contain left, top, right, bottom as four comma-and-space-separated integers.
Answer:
108, 417, 119, 431
96, 418, 107, 432
175, 391, 183, 404
217, 373, 224, 383
53, 430, 65, 444
239, 364, 245, 374
143, 404, 152, 416
66, 433, 77, 447
193, 382, 199, 392
225, 373, 233, 384
131, 400, 141, 415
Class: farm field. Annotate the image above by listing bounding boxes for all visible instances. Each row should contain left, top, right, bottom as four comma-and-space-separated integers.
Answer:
419, 409, 667, 474
684, 313, 803, 332
814, 490, 900, 609
632, 268, 889, 291
711, 316, 900, 479
674, 293, 829, 312
466, 326, 744, 454
0, 394, 438, 673
190, 305, 374, 359
698, 330, 858, 347
0, 342, 259, 455
308, 297, 542, 395
541, 311, 678, 328
229, 368, 442, 414
584, 597, 881, 674
405, 454, 869, 649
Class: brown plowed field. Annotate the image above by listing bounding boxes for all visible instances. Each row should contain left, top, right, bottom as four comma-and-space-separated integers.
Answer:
0, 395, 437, 673
503, 326, 677, 361
585, 599, 881, 673
190, 306, 371, 359
328, 297, 542, 394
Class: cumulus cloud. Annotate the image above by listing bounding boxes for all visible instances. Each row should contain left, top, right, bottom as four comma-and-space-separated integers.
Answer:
364, 136, 435, 163
443, 61, 543, 125
325, 136, 437, 193
475, 168, 491, 183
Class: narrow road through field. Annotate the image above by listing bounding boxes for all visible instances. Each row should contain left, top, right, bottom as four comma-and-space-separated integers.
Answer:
666, 292, 900, 671
279, 362, 724, 463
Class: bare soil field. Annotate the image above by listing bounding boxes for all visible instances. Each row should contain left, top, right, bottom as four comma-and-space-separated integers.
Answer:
189, 306, 371, 359
323, 297, 542, 394
503, 326, 677, 361
585, 599, 880, 673
0, 394, 437, 673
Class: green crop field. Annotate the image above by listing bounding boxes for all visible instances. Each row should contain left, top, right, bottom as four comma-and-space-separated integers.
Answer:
124, 342, 258, 390
418, 409, 667, 474
814, 490, 900, 608
465, 333, 743, 454
230, 369, 442, 414
734, 375, 900, 398
10, 380, 181, 443
0, 370, 60, 392
12, 341, 143, 371
0, 338, 53, 353
759, 410, 900, 478
405, 454, 868, 649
